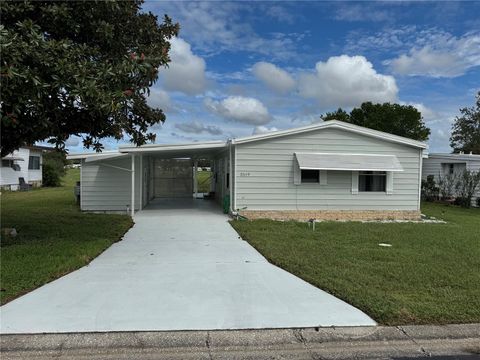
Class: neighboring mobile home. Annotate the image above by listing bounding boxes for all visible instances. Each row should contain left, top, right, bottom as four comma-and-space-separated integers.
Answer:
422, 153, 480, 207
68, 121, 427, 220
0, 146, 51, 191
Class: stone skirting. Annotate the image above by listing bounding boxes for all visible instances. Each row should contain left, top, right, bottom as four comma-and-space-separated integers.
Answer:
239, 210, 421, 221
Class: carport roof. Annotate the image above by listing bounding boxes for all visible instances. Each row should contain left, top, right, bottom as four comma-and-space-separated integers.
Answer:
118, 140, 227, 158
67, 141, 227, 160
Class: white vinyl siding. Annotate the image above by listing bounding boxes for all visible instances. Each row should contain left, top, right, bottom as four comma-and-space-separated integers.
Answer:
81, 156, 141, 212
0, 148, 43, 189
235, 127, 422, 211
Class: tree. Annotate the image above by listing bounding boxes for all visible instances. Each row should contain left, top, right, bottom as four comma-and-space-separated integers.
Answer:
450, 92, 480, 154
42, 150, 67, 187
0, 1, 179, 157
320, 102, 431, 141
320, 108, 350, 122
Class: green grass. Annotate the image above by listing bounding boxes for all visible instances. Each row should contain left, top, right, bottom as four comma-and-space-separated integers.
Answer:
231, 203, 480, 325
197, 171, 212, 193
0, 169, 133, 304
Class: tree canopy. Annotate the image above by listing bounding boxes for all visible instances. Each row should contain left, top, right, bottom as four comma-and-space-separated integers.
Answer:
0, 1, 179, 156
320, 102, 431, 142
450, 92, 480, 154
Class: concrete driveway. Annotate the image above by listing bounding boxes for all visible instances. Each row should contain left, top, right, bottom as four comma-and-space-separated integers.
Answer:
0, 199, 375, 334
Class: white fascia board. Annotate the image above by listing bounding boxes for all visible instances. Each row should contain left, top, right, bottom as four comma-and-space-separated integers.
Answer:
428, 153, 480, 161
118, 141, 227, 153
66, 151, 122, 161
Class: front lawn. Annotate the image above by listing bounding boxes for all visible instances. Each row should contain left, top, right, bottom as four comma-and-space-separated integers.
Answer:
0, 169, 133, 304
231, 203, 480, 325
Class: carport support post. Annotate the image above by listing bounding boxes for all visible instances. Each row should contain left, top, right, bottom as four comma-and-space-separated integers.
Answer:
193, 160, 198, 198
131, 154, 135, 217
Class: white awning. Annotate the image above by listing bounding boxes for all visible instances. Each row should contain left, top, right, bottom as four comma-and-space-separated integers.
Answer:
295, 153, 403, 172
1, 156, 24, 161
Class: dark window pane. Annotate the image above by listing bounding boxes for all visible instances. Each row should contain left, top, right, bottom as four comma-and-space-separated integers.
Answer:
359, 171, 386, 192
301, 170, 319, 183
28, 156, 40, 170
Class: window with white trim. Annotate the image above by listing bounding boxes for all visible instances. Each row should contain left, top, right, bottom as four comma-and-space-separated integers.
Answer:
358, 171, 386, 192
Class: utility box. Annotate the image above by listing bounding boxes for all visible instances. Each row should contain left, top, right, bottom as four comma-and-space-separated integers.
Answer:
74, 181, 81, 204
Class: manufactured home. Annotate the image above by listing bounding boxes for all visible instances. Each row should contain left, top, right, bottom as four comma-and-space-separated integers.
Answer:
1, 146, 51, 191
423, 152, 480, 207
68, 121, 427, 220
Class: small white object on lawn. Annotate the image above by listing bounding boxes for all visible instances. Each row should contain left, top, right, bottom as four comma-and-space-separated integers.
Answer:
378, 243, 392, 247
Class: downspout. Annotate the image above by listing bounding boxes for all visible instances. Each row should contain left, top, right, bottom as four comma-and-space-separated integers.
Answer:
233, 139, 237, 212
229, 139, 234, 214
80, 159, 83, 210
417, 149, 423, 212
139, 155, 143, 210
131, 154, 135, 217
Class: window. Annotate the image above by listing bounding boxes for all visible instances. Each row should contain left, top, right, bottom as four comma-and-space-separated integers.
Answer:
359, 171, 386, 192
226, 173, 229, 188
301, 169, 319, 183
449, 164, 454, 175
28, 156, 40, 170
2, 160, 12, 168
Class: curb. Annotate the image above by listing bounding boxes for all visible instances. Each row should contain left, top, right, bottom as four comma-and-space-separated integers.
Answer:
1, 324, 480, 349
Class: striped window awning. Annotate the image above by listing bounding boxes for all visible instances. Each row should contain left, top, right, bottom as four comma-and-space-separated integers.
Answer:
294, 153, 403, 172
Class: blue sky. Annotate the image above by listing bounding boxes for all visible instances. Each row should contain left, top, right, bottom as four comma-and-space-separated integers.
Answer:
67, 1, 480, 153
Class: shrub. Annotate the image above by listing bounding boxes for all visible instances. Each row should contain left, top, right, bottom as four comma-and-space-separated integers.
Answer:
454, 197, 471, 207
42, 151, 67, 187
454, 170, 480, 208
437, 172, 457, 200
421, 175, 439, 201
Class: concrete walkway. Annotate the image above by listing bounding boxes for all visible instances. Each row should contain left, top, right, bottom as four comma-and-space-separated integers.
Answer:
0, 198, 375, 334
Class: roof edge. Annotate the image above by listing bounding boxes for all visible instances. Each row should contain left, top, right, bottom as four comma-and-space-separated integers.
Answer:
233, 120, 428, 149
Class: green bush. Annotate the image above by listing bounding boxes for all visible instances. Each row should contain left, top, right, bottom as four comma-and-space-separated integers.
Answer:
42, 151, 67, 187
421, 175, 439, 201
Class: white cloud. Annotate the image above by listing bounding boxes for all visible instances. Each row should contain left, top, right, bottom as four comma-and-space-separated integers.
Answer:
147, 88, 172, 112
387, 31, 480, 77
252, 62, 296, 94
348, 27, 480, 78
402, 102, 437, 121
205, 96, 271, 125
335, 4, 390, 22
175, 121, 223, 135
264, 5, 296, 24
298, 55, 398, 107
163, 38, 207, 95
144, 2, 303, 60
65, 136, 80, 147
252, 126, 279, 135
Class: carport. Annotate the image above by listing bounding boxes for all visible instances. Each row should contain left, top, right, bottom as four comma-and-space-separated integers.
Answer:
70, 141, 232, 216
120, 141, 230, 216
